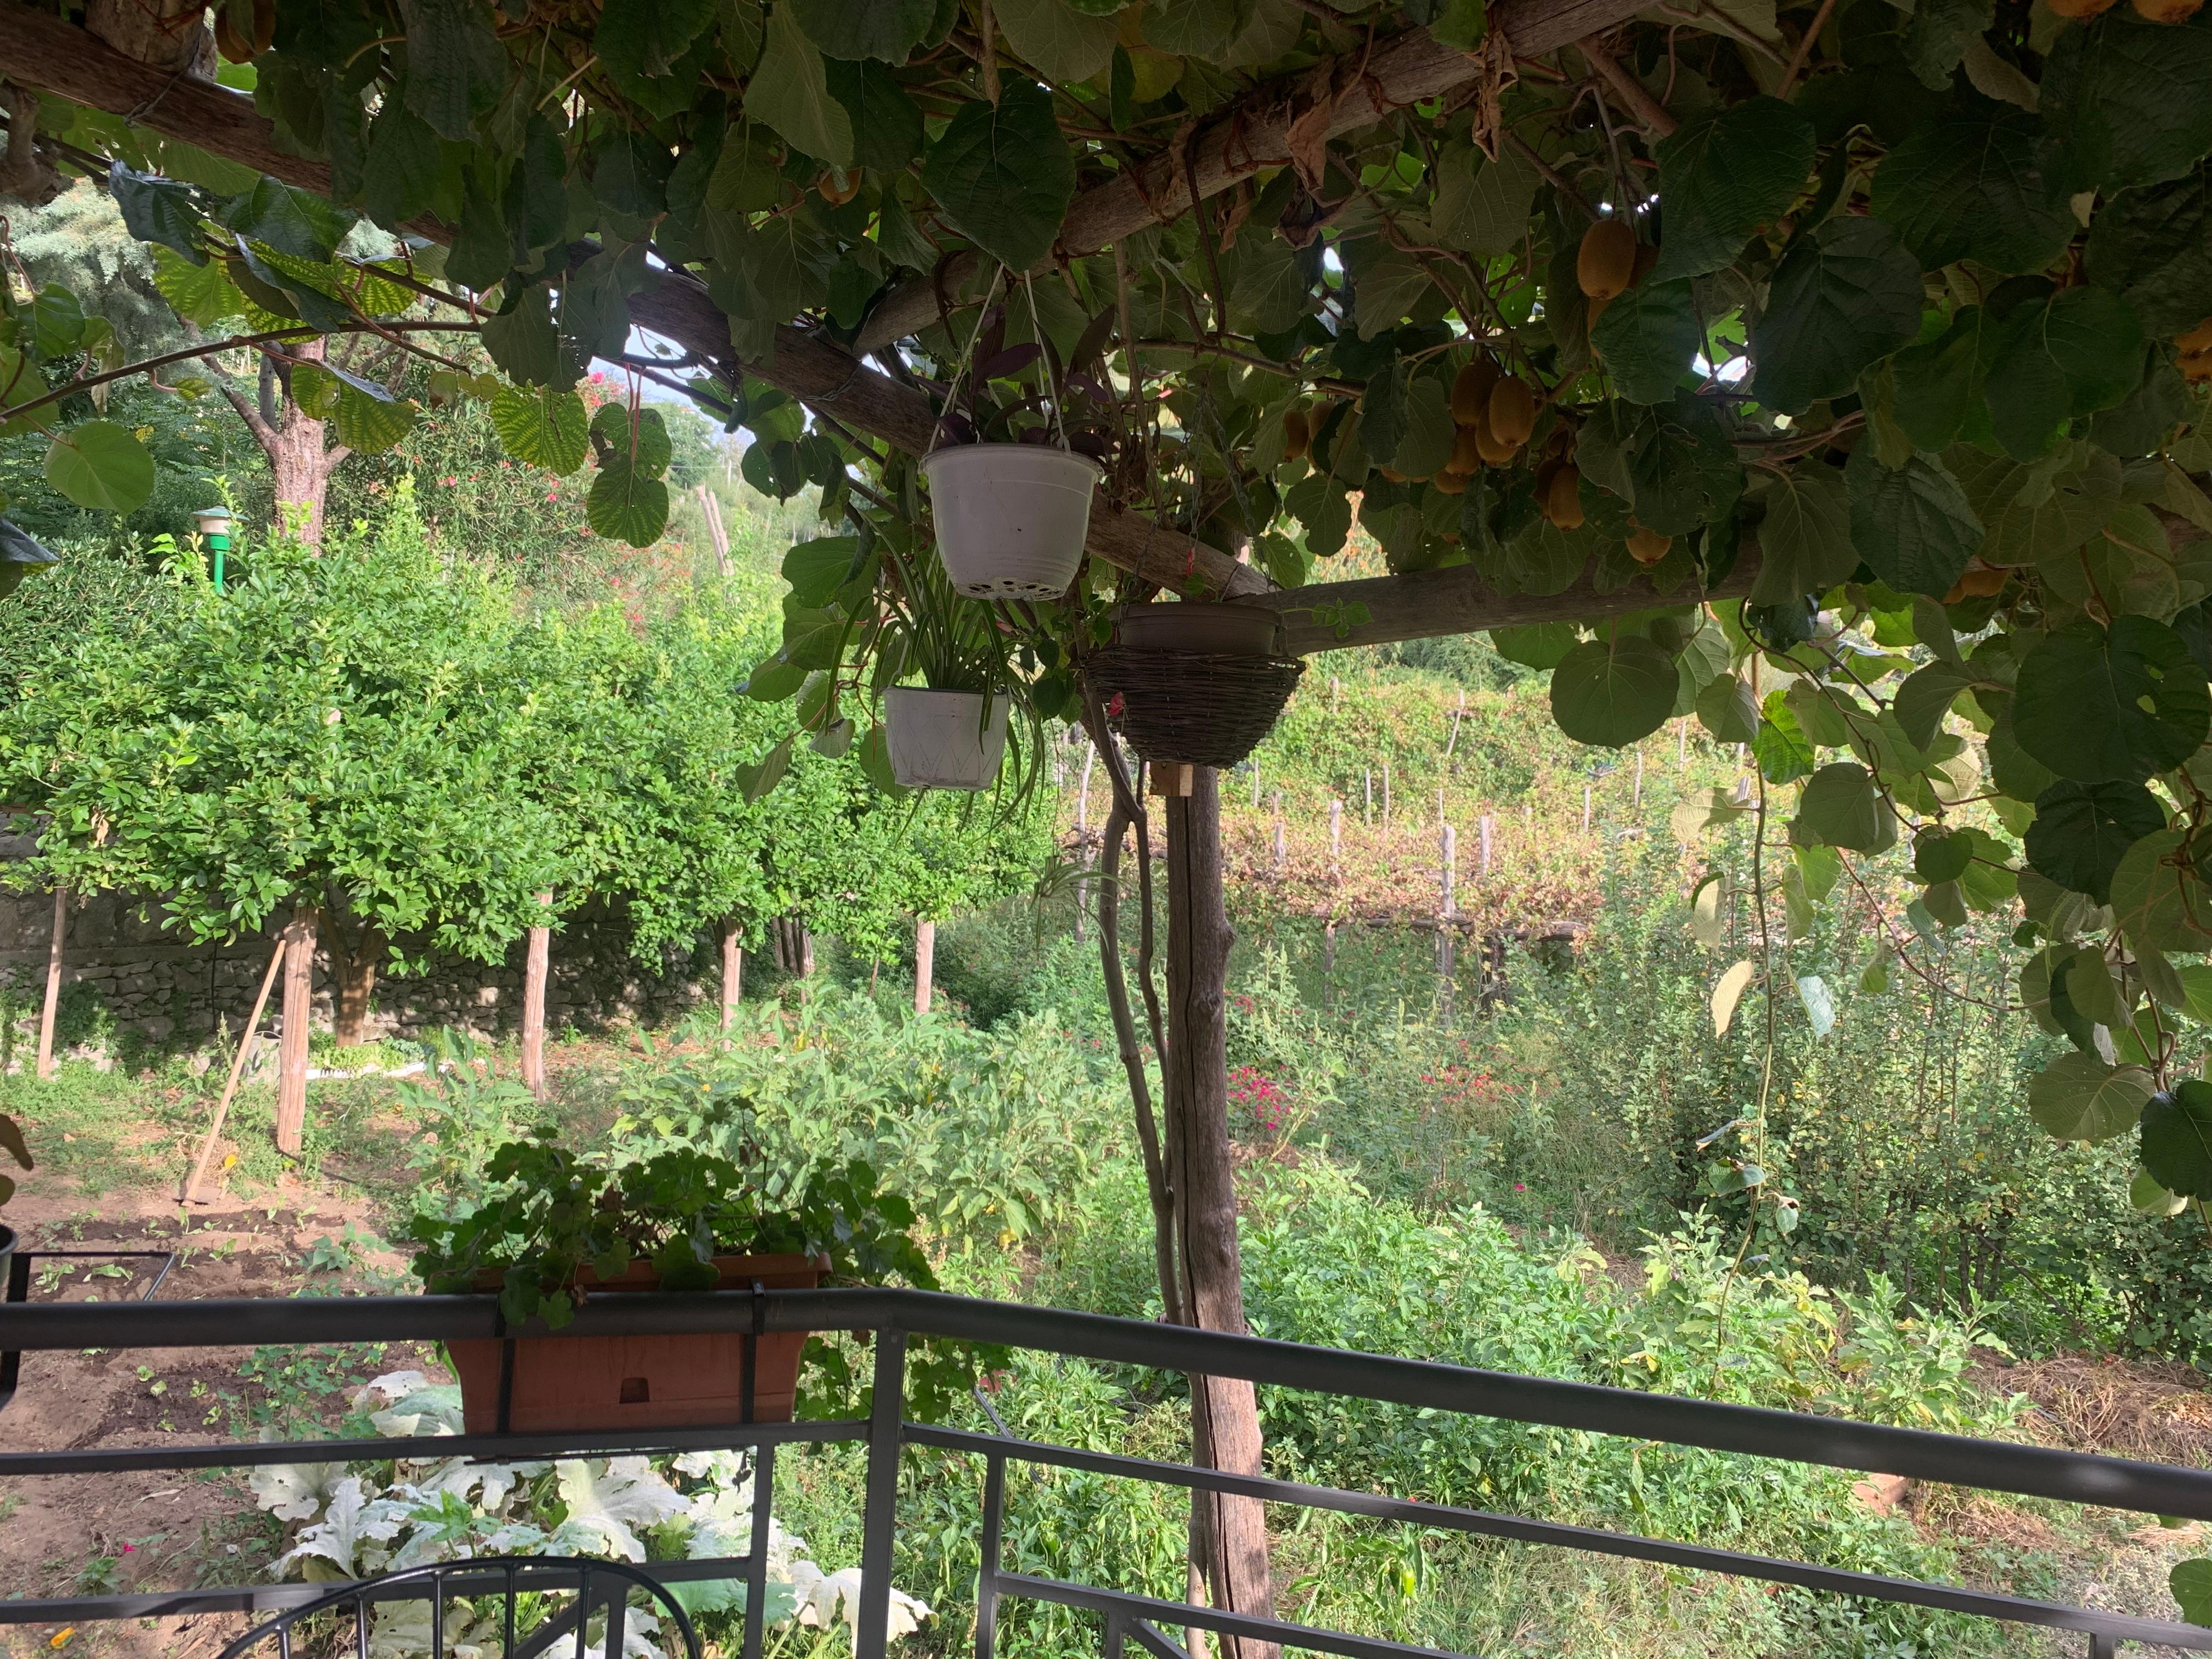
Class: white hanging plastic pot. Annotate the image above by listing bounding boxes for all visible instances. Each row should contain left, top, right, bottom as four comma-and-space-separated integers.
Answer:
885, 686, 1010, 791
921, 443, 1103, 601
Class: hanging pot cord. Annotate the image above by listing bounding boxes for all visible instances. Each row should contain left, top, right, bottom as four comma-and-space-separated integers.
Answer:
1020, 267, 1074, 454
925, 264, 1007, 458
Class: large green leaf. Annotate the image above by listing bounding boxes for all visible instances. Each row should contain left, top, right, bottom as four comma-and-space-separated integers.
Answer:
1548, 635, 1678, 747
1647, 98, 1816, 282
2108, 828, 2212, 953
330, 383, 416, 454
2083, 165, 2212, 339
109, 162, 205, 263
1590, 278, 1701, 405
1747, 461, 1855, 604
490, 386, 589, 476
1890, 307, 2001, 452
1143, 0, 1255, 55
588, 453, 672, 547
1847, 445, 1982, 599
222, 174, 356, 262
745, 4, 855, 169
44, 421, 155, 514
481, 287, 578, 390
823, 59, 927, 175
594, 0, 720, 80
361, 103, 447, 231
2013, 617, 2209, 783
1792, 761, 1897, 852
920, 80, 1076, 272
150, 245, 246, 328
2024, 779, 2165, 902
1434, 143, 1542, 259
993, 0, 1119, 81
789, 0, 935, 60
591, 402, 673, 477
2141, 1080, 2212, 1199
1869, 97, 2073, 274
1748, 218, 1925, 415
1227, 234, 1315, 335
2040, 7, 2212, 193
398, 0, 508, 142
1982, 287, 2146, 462
2029, 1053, 2155, 1142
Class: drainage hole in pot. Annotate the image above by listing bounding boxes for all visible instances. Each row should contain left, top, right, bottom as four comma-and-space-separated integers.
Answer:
619, 1376, 651, 1403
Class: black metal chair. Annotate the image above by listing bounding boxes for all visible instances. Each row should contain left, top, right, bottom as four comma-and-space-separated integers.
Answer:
215, 1555, 703, 1659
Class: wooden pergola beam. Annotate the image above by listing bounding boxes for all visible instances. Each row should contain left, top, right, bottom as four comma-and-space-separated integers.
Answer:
0, 0, 1267, 601
1245, 545, 1765, 656
854, 0, 1651, 352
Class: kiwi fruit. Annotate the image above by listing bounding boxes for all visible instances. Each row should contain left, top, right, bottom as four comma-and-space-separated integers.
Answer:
819, 171, 861, 206
2130, 0, 2201, 21
2046, 0, 2118, 17
1450, 420, 1485, 475
1432, 469, 1470, 496
1626, 526, 1672, 565
2176, 318, 2212, 354
1283, 408, 1311, 462
1451, 358, 1500, 424
1473, 417, 1520, 467
1488, 375, 1537, 447
1577, 218, 1637, 301
1544, 465, 1585, 530
213, 7, 253, 60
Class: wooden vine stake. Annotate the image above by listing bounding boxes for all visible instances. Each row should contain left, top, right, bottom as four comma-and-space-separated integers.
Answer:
914, 917, 935, 1016
273, 904, 317, 1156
521, 889, 551, 1101
182, 945, 285, 1204
720, 913, 742, 1031
33, 882, 65, 1080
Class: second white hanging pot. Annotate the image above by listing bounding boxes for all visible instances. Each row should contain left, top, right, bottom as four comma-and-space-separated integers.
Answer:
921, 443, 1103, 601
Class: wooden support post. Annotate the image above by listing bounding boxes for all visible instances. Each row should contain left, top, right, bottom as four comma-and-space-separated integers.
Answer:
521, 890, 550, 1101
1444, 690, 1465, 765
1634, 748, 1645, 808
274, 904, 317, 1156
696, 486, 730, 579
1582, 787, 1593, 833
1328, 798, 1342, 874
1075, 741, 1096, 946
914, 917, 935, 1015
1363, 769, 1372, 824
1163, 770, 1278, 1659
183, 945, 284, 1203
720, 915, 742, 1030
1438, 822, 1457, 1022
1382, 764, 1391, 828
34, 883, 66, 1080
1480, 814, 1494, 877
1270, 793, 1285, 875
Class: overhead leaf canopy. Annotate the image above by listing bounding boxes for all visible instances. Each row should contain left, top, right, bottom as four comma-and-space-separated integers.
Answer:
3, 0, 2212, 1318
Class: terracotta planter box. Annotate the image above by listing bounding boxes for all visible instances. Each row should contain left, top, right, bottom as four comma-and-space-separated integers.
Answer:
447, 1252, 824, 1434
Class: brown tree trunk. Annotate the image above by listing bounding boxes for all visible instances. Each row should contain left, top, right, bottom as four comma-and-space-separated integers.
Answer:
521, 891, 550, 1100
269, 398, 336, 549
1164, 770, 1278, 1659
274, 904, 317, 1156
913, 917, 934, 1015
322, 911, 385, 1049
720, 916, 742, 1029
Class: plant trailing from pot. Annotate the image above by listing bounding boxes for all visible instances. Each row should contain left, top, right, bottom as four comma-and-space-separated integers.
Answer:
870, 509, 1045, 797
404, 1137, 973, 1430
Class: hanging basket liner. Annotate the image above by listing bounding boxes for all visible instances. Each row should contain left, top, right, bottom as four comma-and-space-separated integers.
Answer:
1085, 645, 1304, 769
921, 443, 1103, 601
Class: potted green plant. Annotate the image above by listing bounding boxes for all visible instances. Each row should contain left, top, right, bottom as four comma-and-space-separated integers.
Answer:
405, 1139, 937, 1434
872, 521, 1040, 794
0, 1111, 29, 1279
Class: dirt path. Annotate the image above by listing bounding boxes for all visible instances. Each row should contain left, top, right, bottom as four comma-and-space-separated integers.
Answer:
1, 1178, 442, 1657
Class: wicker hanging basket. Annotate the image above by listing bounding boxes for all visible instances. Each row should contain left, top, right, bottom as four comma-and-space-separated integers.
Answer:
1085, 603, 1304, 769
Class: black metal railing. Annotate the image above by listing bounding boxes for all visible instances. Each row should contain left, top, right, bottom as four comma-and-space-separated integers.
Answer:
4, 1286, 2210, 1658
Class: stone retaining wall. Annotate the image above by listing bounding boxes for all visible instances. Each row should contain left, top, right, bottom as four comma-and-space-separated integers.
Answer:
0, 832, 714, 1059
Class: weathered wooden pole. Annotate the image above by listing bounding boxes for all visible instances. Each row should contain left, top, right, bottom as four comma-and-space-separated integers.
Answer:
720, 915, 743, 1030
183, 944, 284, 1203
1328, 797, 1341, 874
1480, 814, 1495, 876
274, 903, 317, 1155
33, 882, 65, 1080
1270, 793, 1285, 876
1439, 822, 1458, 1021
1163, 768, 1278, 1657
521, 890, 551, 1100
1075, 740, 1096, 945
1635, 748, 1645, 808
914, 917, 935, 1015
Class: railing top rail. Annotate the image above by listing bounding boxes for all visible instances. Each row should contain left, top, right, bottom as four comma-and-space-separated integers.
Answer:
7, 1285, 2212, 1522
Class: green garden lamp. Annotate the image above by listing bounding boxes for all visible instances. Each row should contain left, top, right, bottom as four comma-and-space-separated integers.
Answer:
194, 507, 234, 592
